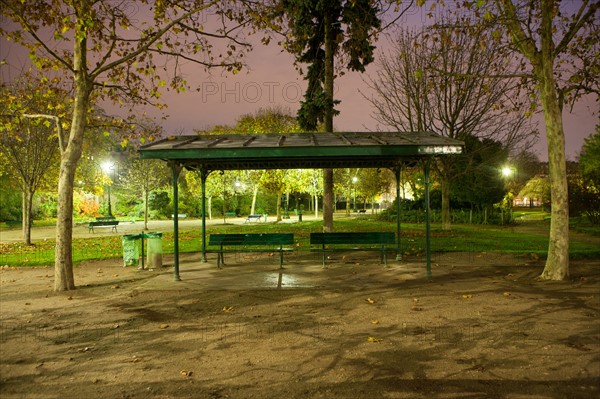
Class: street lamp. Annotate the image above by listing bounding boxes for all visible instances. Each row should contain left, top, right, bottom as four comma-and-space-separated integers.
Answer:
352, 176, 358, 212
501, 166, 513, 178
101, 161, 114, 217
500, 165, 516, 223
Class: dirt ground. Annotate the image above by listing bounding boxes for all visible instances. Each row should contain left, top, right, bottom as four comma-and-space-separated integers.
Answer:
1, 250, 599, 399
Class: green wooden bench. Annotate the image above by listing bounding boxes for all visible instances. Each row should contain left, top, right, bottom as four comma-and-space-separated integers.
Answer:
208, 233, 294, 269
244, 214, 265, 223
310, 232, 396, 267
88, 220, 119, 233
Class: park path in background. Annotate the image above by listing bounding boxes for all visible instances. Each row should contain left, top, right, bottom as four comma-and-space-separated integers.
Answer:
0, 215, 312, 244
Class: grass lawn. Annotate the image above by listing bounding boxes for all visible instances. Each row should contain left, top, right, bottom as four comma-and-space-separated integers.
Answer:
1, 217, 599, 267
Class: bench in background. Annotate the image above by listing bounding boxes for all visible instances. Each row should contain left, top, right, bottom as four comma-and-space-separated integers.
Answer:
245, 214, 266, 223
310, 232, 396, 267
208, 233, 294, 269
88, 220, 119, 233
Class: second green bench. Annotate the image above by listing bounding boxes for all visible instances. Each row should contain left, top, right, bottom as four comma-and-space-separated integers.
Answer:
310, 232, 396, 267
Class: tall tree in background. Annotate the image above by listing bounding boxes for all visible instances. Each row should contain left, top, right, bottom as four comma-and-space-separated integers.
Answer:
0, 0, 251, 291
277, 0, 405, 231
479, 0, 599, 280
0, 75, 63, 244
367, 26, 533, 230
126, 158, 170, 230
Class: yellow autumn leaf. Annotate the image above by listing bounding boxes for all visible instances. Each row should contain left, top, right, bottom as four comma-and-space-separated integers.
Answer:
367, 336, 382, 343
366, 298, 375, 304
223, 306, 234, 313
462, 294, 473, 299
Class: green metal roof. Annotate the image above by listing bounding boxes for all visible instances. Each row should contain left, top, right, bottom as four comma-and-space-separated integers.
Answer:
139, 131, 463, 170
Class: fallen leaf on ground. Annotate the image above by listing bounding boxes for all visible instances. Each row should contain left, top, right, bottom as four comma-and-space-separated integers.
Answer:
180, 370, 193, 377
462, 294, 472, 299
367, 336, 382, 343
159, 324, 169, 329
371, 320, 380, 325
503, 292, 511, 297
366, 298, 376, 304
223, 306, 234, 312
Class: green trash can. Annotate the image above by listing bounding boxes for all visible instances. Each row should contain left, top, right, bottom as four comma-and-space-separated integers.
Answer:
146, 232, 163, 268
121, 234, 141, 267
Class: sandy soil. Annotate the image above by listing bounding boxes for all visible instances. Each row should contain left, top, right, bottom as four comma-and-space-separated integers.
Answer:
1, 250, 599, 399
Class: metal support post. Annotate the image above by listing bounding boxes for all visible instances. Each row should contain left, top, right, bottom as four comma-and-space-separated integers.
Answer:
424, 160, 432, 279
171, 163, 181, 281
395, 165, 402, 261
200, 168, 210, 262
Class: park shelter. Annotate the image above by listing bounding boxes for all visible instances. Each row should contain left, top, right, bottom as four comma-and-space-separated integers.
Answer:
138, 131, 463, 280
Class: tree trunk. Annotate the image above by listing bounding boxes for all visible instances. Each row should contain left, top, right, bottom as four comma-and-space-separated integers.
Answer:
55, 86, 90, 287
539, 72, 569, 280
441, 175, 451, 230
55, 155, 79, 291
22, 188, 33, 245
144, 189, 149, 231
276, 190, 283, 222
322, 12, 334, 232
54, 1, 92, 291
251, 184, 258, 214
345, 187, 351, 215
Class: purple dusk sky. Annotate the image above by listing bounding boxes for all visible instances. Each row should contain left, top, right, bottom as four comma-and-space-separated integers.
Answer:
1, 2, 597, 162
157, 33, 598, 162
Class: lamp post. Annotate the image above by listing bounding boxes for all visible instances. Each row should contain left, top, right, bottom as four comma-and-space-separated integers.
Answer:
352, 176, 357, 212
101, 161, 115, 217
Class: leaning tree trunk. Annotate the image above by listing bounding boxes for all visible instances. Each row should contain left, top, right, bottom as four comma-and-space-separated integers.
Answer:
539, 71, 569, 281
55, 154, 80, 291
251, 184, 259, 215
54, 76, 91, 291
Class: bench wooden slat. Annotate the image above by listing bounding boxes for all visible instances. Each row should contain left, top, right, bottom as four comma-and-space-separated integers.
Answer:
208, 233, 294, 269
